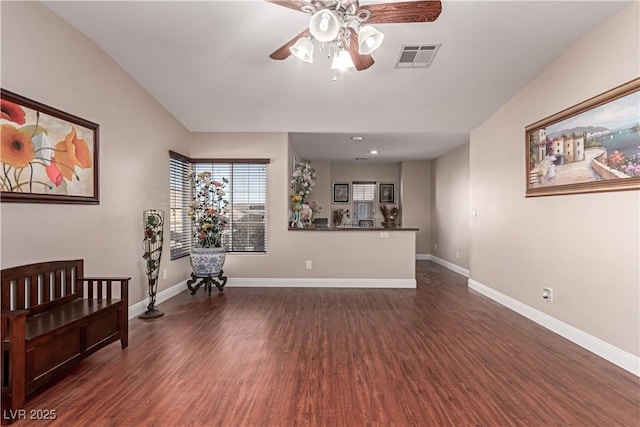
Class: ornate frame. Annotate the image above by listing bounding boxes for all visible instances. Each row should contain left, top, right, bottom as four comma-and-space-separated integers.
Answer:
525, 78, 640, 197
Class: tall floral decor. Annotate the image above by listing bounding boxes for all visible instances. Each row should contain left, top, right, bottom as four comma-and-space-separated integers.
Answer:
140, 209, 164, 319
189, 172, 229, 248
290, 160, 316, 227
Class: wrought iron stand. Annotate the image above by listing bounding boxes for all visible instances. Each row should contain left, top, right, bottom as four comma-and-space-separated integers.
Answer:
187, 270, 227, 296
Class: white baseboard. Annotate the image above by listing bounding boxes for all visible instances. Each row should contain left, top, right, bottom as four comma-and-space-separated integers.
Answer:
228, 277, 416, 288
128, 280, 187, 319
418, 254, 469, 278
468, 278, 640, 377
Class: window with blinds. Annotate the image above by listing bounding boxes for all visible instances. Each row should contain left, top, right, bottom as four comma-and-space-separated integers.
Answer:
195, 163, 267, 252
169, 151, 268, 259
170, 153, 192, 259
352, 182, 376, 224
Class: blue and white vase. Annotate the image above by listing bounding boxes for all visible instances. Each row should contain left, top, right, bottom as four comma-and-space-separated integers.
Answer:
190, 246, 226, 277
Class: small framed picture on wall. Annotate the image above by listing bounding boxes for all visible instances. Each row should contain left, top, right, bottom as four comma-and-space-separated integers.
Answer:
332, 182, 350, 203
379, 183, 395, 204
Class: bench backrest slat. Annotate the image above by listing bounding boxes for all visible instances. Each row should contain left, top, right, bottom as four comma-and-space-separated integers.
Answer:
29, 274, 38, 308
16, 277, 26, 310
55, 269, 63, 299
1, 260, 83, 315
1, 282, 9, 310
42, 271, 51, 304
65, 267, 74, 296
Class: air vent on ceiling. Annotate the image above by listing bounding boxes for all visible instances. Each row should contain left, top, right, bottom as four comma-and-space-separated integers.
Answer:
395, 44, 441, 69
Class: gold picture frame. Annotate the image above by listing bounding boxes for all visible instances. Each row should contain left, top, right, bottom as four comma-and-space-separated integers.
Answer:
525, 78, 640, 197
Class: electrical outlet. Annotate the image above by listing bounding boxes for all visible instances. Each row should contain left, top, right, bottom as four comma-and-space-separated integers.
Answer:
542, 287, 553, 301
380, 232, 389, 238
162, 269, 167, 280
434, 243, 438, 251
455, 250, 460, 259
305, 260, 312, 270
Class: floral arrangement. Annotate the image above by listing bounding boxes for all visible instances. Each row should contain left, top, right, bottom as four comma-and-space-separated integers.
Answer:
333, 208, 350, 226
290, 194, 303, 212
291, 160, 316, 200
310, 201, 322, 216
189, 172, 229, 248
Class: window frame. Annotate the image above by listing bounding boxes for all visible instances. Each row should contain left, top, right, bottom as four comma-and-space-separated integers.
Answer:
169, 151, 269, 259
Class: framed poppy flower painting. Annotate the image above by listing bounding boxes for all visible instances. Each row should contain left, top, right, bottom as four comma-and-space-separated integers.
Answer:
1, 89, 99, 204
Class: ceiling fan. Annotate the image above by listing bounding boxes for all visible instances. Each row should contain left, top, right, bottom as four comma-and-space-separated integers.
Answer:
267, 0, 442, 72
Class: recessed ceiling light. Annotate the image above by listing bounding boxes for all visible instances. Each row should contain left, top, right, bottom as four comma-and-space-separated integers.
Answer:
351, 136, 364, 141
370, 150, 378, 155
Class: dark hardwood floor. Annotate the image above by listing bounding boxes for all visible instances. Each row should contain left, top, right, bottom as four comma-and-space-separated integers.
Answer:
10, 261, 639, 426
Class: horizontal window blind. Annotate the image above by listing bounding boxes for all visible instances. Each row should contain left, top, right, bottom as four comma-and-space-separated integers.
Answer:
352, 183, 376, 222
229, 164, 267, 252
170, 152, 268, 256
169, 153, 192, 259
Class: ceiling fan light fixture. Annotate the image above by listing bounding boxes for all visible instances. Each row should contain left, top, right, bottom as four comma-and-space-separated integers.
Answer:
290, 37, 314, 63
358, 25, 384, 55
309, 9, 341, 43
330, 49, 355, 71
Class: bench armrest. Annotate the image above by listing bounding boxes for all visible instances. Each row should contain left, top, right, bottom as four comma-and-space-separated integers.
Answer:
1, 309, 27, 413
1, 309, 29, 318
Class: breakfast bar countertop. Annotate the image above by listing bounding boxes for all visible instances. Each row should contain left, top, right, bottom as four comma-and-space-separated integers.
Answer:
288, 227, 419, 231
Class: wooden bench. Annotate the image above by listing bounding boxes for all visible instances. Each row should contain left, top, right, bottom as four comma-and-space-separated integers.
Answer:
1, 260, 129, 421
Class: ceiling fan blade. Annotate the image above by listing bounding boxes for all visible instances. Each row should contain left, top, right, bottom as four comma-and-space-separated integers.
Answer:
347, 31, 375, 71
270, 28, 311, 60
362, 1, 442, 24
264, 1, 312, 13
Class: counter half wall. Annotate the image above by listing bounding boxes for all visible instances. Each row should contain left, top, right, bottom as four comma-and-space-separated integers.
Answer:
227, 228, 417, 288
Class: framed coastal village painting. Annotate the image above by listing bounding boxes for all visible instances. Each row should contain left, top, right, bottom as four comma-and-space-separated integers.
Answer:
525, 78, 640, 197
1, 89, 99, 204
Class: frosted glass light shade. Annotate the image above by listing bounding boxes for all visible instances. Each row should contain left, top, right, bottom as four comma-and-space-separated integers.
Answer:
331, 50, 355, 71
309, 10, 341, 42
290, 37, 314, 63
358, 26, 384, 55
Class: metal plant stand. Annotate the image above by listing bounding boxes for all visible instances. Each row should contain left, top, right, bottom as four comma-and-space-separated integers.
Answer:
186, 270, 227, 296
139, 209, 165, 319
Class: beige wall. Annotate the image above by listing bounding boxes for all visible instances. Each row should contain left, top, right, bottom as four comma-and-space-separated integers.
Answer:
330, 162, 401, 227
401, 160, 432, 255
307, 160, 331, 223
469, 3, 639, 356
432, 144, 470, 268
191, 133, 416, 280
0, 2, 193, 305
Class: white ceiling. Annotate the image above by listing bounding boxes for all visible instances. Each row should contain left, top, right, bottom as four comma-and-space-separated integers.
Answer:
43, 0, 631, 163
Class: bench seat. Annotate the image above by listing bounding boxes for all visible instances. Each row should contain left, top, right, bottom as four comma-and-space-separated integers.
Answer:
26, 298, 122, 340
